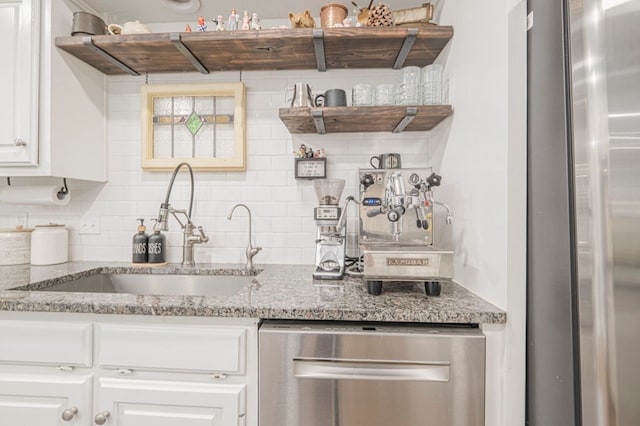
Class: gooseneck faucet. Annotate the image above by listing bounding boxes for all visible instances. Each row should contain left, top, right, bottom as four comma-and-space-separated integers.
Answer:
227, 203, 262, 272
155, 162, 209, 267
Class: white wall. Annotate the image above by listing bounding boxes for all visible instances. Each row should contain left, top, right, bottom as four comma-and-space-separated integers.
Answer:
435, 1, 528, 425
0, 2, 527, 424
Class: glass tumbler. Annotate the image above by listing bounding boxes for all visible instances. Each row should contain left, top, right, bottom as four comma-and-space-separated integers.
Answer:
401, 66, 421, 85
352, 83, 373, 106
421, 64, 443, 105
374, 83, 395, 105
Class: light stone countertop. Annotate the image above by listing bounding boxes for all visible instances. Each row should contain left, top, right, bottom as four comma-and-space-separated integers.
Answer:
0, 262, 505, 324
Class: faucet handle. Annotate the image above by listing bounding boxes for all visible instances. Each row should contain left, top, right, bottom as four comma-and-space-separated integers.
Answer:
196, 226, 209, 243
247, 244, 262, 257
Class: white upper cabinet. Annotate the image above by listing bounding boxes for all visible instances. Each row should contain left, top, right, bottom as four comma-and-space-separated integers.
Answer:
0, 0, 39, 166
0, 0, 107, 181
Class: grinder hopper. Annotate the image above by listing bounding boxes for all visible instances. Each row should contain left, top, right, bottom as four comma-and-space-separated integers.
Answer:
313, 179, 345, 206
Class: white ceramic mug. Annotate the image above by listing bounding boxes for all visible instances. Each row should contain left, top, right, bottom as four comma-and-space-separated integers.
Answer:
108, 20, 151, 35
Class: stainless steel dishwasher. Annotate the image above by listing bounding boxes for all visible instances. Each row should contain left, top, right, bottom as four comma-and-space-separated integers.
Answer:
259, 320, 485, 426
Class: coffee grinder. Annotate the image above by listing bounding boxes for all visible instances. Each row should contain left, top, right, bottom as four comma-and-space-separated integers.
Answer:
313, 179, 347, 280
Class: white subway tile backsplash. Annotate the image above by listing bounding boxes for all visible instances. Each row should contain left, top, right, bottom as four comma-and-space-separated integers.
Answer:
258, 233, 288, 248
0, 70, 438, 265
255, 170, 287, 186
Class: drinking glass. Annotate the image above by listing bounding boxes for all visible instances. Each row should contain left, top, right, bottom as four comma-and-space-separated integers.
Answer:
421, 64, 443, 105
374, 83, 395, 105
352, 83, 373, 106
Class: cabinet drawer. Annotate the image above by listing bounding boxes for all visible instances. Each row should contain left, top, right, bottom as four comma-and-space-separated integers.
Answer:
0, 320, 92, 366
96, 324, 247, 374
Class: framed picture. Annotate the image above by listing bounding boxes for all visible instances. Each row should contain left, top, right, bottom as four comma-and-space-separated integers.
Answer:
141, 82, 246, 171
294, 157, 327, 179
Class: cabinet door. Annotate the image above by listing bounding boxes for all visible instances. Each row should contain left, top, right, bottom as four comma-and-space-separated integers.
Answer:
0, 373, 92, 425
97, 377, 246, 426
0, 0, 39, 166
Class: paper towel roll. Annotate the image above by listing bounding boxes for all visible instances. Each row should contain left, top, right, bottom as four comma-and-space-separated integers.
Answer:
0, 185, 71, 206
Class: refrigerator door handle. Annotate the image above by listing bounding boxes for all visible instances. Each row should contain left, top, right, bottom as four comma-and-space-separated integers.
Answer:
293, 358, 450, 382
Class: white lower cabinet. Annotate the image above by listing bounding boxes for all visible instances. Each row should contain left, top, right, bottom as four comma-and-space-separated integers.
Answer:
0, 313, 257, 426
96, 377, 245, 426
0, 373, 92, 425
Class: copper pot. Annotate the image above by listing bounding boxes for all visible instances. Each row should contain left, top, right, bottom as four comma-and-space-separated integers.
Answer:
320, 3, 348, 28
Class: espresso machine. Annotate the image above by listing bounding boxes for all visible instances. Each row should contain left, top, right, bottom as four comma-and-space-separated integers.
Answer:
358, 167, 454, 296
312, 179, 348, 280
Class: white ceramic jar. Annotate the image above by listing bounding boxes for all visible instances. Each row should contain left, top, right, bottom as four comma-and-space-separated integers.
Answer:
0, 227, 33, 265
30, 224, 69, 265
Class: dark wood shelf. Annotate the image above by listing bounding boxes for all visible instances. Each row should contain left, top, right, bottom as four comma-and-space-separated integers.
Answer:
55, 26, 453, 75
279, 105, 453, 134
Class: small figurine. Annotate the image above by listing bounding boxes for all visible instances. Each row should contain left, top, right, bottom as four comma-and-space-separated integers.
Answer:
242, 10, 251, 30
197, 16, 207, 31
185, 24, 192, 32
295, 144, 307, 158
314, 148, 326, 158
288, 10, 316, 28
250, 12, 261, 30
214, 15, 225, 31
305, 146, 314, 158
228, 9, 239, 31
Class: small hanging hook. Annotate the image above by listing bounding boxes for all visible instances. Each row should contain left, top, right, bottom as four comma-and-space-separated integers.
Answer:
57, 178, 69, 201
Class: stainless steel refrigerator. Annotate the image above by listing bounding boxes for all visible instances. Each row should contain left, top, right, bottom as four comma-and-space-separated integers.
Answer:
528, 0, 640, 425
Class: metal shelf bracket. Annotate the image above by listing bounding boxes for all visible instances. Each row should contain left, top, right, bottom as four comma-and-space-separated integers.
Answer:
393, 28, 419, 69
170, 33, 209, 74
393, 107, 418, 133
81, 37, 139, 76
313, 29, 327, 72
311, 109, 327, 134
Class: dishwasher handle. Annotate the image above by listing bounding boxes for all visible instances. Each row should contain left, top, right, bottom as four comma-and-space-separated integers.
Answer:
293, 359, 450, 382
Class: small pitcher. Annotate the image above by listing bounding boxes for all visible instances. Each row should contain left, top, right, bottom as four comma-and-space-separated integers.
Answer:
287, 83, 314, 107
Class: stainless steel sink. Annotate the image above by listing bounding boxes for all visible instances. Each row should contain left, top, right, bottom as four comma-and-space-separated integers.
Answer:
26, 273, 258, 297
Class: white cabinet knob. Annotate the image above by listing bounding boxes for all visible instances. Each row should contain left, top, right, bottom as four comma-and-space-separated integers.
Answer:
13, 138, 27, 146
94, 410, 111, 425
61, 406, 78, 421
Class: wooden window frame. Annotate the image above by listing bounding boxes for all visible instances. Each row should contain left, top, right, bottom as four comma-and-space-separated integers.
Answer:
141, 82, 246, 171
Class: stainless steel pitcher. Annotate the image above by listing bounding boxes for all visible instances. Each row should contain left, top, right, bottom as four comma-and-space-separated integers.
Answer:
289, 83, 314, 107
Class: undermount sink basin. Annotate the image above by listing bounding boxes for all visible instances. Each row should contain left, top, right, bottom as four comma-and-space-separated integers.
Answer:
21, 273, 259, 298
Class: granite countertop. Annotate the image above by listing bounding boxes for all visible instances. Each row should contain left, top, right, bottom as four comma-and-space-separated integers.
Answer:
0, 262, 505, 324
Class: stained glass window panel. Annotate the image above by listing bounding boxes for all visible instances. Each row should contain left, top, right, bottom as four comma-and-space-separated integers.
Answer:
142, 82, 245, 171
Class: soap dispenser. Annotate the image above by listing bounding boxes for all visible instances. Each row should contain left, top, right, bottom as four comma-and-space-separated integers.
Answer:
148, 219, 166, 264
132, 218, 149, 264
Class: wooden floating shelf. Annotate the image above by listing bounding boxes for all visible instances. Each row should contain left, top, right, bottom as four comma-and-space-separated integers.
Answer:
55, 26, 453, 75
279, 105, 453, 134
